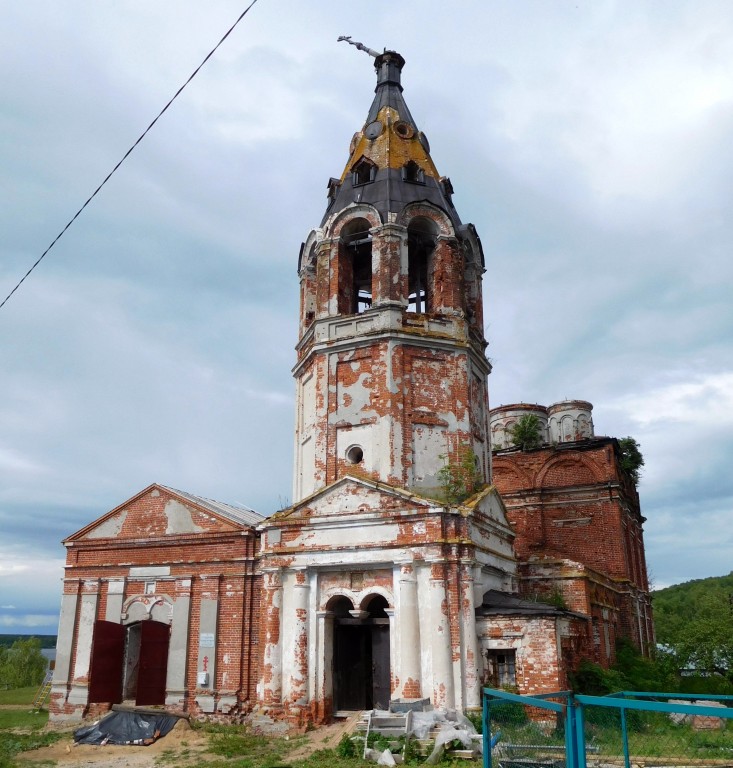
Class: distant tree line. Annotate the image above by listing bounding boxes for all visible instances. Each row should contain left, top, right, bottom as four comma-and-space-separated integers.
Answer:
572, 573, 733, 697
0, 634, 56, 649
653, 572, 733, 687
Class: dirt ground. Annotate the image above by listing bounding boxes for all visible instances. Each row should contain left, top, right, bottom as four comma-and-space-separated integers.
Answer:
18, 718, 209, 768
17, 711, 362, 768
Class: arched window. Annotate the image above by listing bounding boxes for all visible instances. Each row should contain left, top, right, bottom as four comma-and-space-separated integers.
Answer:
402, 160, 425, 184
340, 218, 373, 314
362, 594, 389, 618
406, 218, 437, 313
352, 157, 376, 186
327, 177, 341, 207
329, 595, 355, 617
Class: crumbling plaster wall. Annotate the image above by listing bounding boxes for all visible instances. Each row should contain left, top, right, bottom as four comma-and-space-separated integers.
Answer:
50, 488, 260, 722
294, 334, 487, 501
478, 614, 587, 696
293, 200, 491, 507
258, 478, 521, 722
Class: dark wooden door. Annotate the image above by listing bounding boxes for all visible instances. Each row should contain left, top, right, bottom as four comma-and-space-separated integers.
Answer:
334, 624, 370, 710
371, 624, 390, 710
135, 620, 170, 705
88, 620, 125, 703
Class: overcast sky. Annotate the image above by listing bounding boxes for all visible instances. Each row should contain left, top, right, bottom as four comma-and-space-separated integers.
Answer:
2, 1, 732, 636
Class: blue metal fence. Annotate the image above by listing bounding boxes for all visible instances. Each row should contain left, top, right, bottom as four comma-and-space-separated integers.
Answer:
483, 688, 733, 768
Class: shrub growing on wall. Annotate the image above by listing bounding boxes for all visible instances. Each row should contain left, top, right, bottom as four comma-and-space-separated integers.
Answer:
437, 446, 482, 503
618, 437, 644, 484
508, 414, 543, 450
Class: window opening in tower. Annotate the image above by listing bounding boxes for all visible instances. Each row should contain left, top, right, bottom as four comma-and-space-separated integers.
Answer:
407, 231, 435, 314
352, 158, 376, 186
344, 229, 373, 314
402, 160, 425, 185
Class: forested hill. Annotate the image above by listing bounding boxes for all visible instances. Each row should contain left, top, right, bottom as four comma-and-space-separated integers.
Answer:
0, 634, 56, 649
653, 572, 733, 676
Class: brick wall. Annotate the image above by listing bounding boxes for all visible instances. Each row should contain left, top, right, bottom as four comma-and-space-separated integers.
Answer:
50, 486, 262, 721
492, 438, 653, 663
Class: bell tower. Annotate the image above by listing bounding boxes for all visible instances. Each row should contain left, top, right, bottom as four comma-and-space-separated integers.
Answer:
293, 49, 491, 502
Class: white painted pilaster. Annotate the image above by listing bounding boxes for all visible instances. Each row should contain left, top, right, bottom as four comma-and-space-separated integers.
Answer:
460, 561, 481, 709
291, 569, 310, 706
397, 561, 422, 698
429, 570, 455, 709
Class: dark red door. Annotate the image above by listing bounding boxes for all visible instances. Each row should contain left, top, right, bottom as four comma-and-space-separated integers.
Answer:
135, 620, 170, 705
88, 620, 125, 703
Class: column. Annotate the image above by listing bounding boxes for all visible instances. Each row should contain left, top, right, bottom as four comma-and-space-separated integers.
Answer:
371, 223, 407, 306
52, 587, 79, 688
195, 575, 220, 714
397, 562, 422, 699
315, 610, 334, 722
68, 579, 99, 708
460, 560, 481, 709
431, 236, 463, 315
261, 568, 283, 707
290, 568, 310, 707
165, 578, 191, 708
429, 564, 455, 709
104, 579, 125, 621
385, 607, 396, 705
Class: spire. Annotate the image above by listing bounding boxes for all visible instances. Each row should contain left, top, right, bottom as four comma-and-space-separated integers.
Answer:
323, 48, 461, 228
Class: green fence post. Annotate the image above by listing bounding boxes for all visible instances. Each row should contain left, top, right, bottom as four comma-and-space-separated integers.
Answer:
574, 696, 587, 768
483, 691, 490, 768
620, 705, 630, 768
565, 697, 577, 768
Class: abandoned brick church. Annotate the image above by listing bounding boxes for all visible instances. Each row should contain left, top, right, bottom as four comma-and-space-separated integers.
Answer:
50, 50, 653, 724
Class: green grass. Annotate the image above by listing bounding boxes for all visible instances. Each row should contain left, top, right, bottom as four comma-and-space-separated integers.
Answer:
496, 712, 733, 763
186, 727, 480, 768
0, 709, 61, 768
0, 687, 36, 706
0, 710, 48, 731
155, 746, 197, 766
204, 726, 309, 767
590, 719, 733, 759
295, 748, 383, 767
0, 690, 61, 768
172, 727, 398, 768
0, 730, 61, 768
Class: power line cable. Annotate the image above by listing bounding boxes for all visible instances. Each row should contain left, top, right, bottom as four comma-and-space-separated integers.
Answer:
1, 0, 261, 312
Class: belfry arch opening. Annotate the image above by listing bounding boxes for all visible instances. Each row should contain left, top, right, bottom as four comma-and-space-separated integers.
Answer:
407, 217, 437, 313
340, 218, 373, 314
330, 593, 391, 712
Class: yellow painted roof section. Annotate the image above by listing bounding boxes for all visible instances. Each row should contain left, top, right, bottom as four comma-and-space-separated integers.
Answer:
340, 105, 441, 182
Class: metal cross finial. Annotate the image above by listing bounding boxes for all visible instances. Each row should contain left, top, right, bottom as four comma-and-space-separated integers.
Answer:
337, 36, 379, 59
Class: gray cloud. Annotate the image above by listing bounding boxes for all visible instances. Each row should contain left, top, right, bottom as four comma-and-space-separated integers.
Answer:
2, 0, 732, 633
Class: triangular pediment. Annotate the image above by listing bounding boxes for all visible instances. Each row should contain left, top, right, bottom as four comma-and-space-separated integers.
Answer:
462, 485, 514, 534
269, 475, 441, 523
66, 483, 261, 543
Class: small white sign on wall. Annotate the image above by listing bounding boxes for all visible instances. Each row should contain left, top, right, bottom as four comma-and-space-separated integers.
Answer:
200, 633, 215, 648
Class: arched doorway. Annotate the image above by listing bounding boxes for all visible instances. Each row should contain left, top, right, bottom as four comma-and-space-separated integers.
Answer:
332, 595, 391, 711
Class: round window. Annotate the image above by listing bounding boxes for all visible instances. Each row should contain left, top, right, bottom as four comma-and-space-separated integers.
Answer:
393, 121, 414, 139
346, 445, 364, 464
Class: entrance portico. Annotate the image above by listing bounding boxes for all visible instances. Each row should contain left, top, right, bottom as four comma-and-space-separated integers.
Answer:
257, 475, 517, 723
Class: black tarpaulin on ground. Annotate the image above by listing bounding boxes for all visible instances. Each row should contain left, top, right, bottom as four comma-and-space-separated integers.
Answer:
73, 710, 180, 746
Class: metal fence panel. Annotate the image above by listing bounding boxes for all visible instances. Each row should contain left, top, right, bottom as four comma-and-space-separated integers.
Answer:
484, 689, 733, 768
483, 690, 575, 768
577, 693, 733, 768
